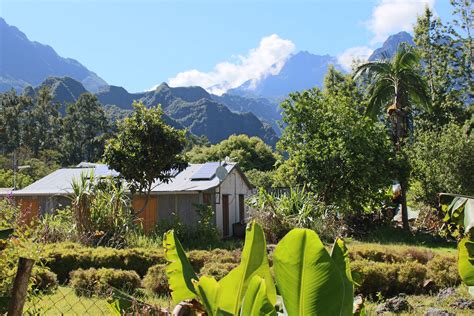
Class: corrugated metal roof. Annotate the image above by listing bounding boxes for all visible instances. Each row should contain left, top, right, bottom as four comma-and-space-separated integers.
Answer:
7, 162, 236, 196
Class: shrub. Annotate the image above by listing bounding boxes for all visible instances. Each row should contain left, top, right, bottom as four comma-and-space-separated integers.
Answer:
351, 260, 427, 297
69, 268, 141, 297
142, 264, 169, 296
199, 262, 238, 281
44, 243, 165, 282
31, 268, 58, 293
426, 255, 460, 288
188, 250, 214, 271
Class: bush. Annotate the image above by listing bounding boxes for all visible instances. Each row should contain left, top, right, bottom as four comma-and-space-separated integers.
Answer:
142, 264, 169, 296
188, 250, 214, 271
69, 268, 141, 297
31, 268, 58, 293
426, 255, 460, 288
349, 243, 434, 264
199, 262, 238, 281
44, 243, 165, 282
351, 260, 427, 297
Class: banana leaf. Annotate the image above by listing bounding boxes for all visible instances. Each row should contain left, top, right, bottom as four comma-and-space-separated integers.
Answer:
273, 228, 351, 316
240, 275, 276, 316
163, 230, 198, 303
458, 236, 474, 286
331, 238, 355, 315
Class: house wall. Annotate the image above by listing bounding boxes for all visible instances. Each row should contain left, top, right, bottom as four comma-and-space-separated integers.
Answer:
132, 195, 158, 233
15, 196, 40, 225
156, 193, 200, 226
215, 168, 252, 236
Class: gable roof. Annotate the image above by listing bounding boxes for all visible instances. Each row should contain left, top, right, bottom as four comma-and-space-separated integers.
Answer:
6, 162, 251, 196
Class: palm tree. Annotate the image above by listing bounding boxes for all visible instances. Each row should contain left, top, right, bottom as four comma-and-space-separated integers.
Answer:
354, 43, 430, 230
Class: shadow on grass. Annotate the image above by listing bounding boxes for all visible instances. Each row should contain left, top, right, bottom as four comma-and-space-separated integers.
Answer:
356, 225, 457, 250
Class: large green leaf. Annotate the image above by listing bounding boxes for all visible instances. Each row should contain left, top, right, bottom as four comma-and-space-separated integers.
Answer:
240, 276, 276, 316
331, 238, 354, 315
163, 230, 198, 303
274, 228, 350, 316
441, 195, 474, 234
458, 236, 474, 286
217, 222, 276, 315
194, 276, 223, 316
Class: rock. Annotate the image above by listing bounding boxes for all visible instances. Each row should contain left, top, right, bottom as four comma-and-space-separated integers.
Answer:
376, 295, 412, 314
437, 288, 457, 300
450, 298, 474, 309
424, 307, 455, 316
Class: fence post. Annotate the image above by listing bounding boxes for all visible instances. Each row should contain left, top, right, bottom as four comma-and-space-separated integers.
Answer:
8, 257, 35, 316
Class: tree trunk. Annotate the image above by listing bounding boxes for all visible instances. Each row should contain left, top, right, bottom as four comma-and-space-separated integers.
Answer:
400, 182, 410, 231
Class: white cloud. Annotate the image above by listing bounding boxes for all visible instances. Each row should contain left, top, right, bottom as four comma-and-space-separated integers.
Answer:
367, 0, 435, 44
337, 46, 374, 72
162, 34, 295, 95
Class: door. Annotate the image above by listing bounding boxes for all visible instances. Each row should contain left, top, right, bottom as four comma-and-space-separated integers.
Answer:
222, 195, 229, 236
239, 194, 245, 222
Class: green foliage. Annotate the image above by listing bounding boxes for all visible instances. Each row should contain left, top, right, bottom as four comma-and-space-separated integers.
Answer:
186, 134, 277, 172
37, 207, 77, 243
199, 262, 237, 281
164, 223, 355, 315
245, 169, 275, 189
0, 168, 33, 189
61, 93, 110, 165
278, 75, 395, 212
69, 268, 141, 297
104, 102, 187, 199
414, 8, 470, 129
426, 255, 460, 288
409, 123, 474, 206
274, 229, 353, 315
153, 204, 220, 249
247, 187, 343, 243
142, 264, 169, 296
43, 243, 166, 283
163, 230, 198, 303
351, 260, 427, 297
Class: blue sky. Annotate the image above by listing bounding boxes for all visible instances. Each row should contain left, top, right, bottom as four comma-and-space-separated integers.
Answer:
1, 0, 452, 93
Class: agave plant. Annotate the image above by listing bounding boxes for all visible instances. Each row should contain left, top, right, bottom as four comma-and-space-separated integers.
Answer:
163, 222, 356, 315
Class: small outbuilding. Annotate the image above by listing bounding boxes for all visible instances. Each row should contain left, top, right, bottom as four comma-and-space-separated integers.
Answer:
0, 162, 253, 237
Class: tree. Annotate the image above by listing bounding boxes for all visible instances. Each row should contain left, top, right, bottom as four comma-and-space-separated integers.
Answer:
0, 90, 31, 153
186, 134, 277, 172
103, 102, 187, 212
278, 70, 395, 213
408, 122, 474, 207
354, 44, 430, 230
23, 86, 62, 155
414, 7, 470, 129
61, 93, 109, 165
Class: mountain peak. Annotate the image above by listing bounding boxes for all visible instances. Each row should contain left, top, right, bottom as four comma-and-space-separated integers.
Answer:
0, 18, 108, 93
369, 31, 414, 61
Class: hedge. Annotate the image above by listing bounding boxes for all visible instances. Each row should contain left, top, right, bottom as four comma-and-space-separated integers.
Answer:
43, 243, 166, 282
142, 264, 169, 296
69, 268, 141, 297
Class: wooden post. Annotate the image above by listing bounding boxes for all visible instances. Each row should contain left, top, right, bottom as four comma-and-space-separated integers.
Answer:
8, 257, 35, 316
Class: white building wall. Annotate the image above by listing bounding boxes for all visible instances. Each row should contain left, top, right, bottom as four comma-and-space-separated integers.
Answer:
215, 168, 252, 236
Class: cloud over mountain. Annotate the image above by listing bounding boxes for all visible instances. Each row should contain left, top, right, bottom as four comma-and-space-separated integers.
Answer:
165, 34, 295, 95
337, 46, 374, 72
366, 0, 435, 44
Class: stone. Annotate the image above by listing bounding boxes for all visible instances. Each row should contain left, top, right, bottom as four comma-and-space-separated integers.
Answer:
424, 307, 455, 316
450, 298, 474, 310
376, 295, 412, 314
437, 288, 457, 300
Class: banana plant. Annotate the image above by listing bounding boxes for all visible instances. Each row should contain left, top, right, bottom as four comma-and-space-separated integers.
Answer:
440, 193, 474, 295
164, 222, 355, 315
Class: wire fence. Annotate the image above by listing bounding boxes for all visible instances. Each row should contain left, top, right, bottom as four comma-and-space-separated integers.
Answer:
1, 264, 171, 315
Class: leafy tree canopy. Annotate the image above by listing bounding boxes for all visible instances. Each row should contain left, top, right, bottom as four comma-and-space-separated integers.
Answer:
104, 102, 187, 198
278, 70, 396, 212
186, 134, 277, 172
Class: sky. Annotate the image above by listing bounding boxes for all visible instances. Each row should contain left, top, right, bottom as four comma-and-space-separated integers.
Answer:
0, 0, 453, 93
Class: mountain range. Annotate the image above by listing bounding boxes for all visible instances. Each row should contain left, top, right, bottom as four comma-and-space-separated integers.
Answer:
0, 17, 107, 93
1, 17, 414, 146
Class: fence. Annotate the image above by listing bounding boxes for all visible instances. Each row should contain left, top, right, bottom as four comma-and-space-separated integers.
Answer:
1, 258, 170, 316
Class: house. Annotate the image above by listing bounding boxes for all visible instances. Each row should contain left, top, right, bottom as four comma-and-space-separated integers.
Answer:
1, 162, 253, 236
